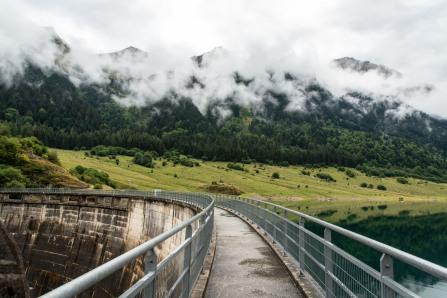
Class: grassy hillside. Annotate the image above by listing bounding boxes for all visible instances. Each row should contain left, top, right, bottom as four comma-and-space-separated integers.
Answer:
54, 148, 447, 222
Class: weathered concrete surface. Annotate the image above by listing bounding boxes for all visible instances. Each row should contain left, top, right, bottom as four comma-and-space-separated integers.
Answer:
205, 208, 300, 298
0, 220, 29, 298
0, 195, 198, 297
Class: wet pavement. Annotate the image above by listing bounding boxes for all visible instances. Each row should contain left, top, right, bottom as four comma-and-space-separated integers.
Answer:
205, 208, 301, 297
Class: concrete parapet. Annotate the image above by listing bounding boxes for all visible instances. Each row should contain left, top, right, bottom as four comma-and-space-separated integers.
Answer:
0, 192, 199, 297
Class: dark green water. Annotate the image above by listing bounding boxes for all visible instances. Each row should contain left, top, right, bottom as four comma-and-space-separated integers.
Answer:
306, 213, 447, 297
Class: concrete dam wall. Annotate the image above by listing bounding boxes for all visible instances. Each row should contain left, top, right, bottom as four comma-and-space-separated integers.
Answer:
0, 192, 199, 297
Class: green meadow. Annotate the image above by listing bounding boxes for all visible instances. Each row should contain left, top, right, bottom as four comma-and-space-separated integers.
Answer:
54, 149, 447, 222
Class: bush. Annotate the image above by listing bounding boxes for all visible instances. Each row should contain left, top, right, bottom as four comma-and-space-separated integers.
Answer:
368, 184, 374, 189
346, 169, 356, 178
316, 173, 336, 182
278, 161, 290, 167
227, 163, 244, 171
378, 205, 388, 210
360, 182, 368, 188
272, 172, 280, 179
397, 177, 409, 184
162, 161, 167, 166
301, 170, 311, 176
93, 184, 103, 189
133, 152, 153, 168
377, 185, 387, 191
179, 158, 194, 167
338, 167, 345, 172
5, 180, 26, 188
48, 151, 60, 165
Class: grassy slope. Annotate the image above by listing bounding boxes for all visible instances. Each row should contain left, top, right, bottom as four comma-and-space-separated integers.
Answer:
54, 149, 447, 222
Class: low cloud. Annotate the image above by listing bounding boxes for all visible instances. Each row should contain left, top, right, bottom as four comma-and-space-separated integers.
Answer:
0, 0, 446, 119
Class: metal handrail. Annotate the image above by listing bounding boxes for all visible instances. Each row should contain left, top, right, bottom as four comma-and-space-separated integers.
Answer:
0, 189, 214, 298
225, 195, 447, 280
214, 194, 447, 297
41, 201, 213, 297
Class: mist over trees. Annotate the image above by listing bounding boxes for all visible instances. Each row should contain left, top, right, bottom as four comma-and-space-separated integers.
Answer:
2, 63, 447, 183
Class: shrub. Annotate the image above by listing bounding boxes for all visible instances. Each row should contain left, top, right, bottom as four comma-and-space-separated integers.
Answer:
368, 184, 374, 189
93, 184, 103, 189
133, 152, 153, 168
360, 182, 368, 188
347, 214, 358, 221
48, 151, 60, 165
115, 159, 120, 165
278, 161, 289, 167
399, 210, 410, 217
346, 169, 356, 178
5, 180, 26, 188
316, 173, 336, 182
272, 172, 280, 179
397, 177, 409, 184
338, 167, 345, 172
179, 158, 194, 167
227, 163, 244, 171
377, 185, 387, 191
162, 161, 167, 166
378, 205, 388, 210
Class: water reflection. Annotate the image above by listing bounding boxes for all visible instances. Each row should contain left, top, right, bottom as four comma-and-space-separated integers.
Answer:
305, 213, 447, 297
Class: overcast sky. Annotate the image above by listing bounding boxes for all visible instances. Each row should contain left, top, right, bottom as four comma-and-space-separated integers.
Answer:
2, 0, 447, 117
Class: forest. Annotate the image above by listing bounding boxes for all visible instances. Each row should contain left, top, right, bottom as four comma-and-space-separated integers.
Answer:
1, 64, 447, 183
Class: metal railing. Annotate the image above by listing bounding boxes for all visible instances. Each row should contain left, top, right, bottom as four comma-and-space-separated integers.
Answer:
214, 194, 447, 298
0, 189, 214, 298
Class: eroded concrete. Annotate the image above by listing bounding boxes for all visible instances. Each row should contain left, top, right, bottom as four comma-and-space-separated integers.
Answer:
205, 208, 301, 298
0, 195, 198, 297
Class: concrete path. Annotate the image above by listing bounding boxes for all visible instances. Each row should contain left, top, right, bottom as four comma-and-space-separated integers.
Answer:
205, 208, 301, 298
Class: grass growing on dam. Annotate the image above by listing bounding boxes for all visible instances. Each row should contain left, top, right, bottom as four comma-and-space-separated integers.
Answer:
54, 148, 447, 220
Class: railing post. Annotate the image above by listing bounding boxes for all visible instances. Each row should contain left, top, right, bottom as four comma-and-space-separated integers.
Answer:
251, 200, 255, 224
299, 217, 305, 276
263, 203, 268, 235
381, 253, 395, 298
324, 228, 334, 298
144, 248, 157, 298
283, 210, 288, 256
183, 225, 192, 298
272, 206, 277, 243
256, 201, 260, 228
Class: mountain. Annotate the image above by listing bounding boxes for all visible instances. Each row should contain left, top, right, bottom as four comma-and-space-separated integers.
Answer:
99, 46, 149, 62
332, 57, 402, 78
1, 35, 447, 183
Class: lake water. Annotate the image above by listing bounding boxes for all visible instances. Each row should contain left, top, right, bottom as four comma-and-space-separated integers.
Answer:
307, 213, 447, 297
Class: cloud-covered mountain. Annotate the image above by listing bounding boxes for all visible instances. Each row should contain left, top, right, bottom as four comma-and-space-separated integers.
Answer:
332, 57, 402, 78
2, 30, 447, 183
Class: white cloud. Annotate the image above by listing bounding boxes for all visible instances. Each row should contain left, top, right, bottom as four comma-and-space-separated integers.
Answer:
1, 0, 447, 117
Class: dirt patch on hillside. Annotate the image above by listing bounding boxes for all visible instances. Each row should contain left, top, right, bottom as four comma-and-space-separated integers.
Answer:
198, 183, 244, 195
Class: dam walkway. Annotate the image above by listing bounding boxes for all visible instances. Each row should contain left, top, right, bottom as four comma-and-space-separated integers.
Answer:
205, 208, 301, 297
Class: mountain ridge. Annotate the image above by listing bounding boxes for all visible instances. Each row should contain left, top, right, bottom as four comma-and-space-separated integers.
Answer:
1, 37, 447, 183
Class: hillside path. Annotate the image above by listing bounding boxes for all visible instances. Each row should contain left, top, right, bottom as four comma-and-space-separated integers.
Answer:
205, 208, 301, 297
